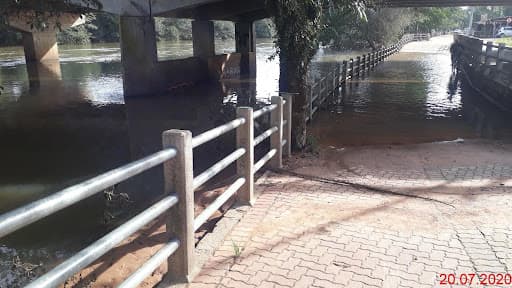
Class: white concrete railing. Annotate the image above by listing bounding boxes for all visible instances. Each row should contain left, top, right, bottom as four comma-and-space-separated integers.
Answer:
306, 33, 419, 122
0, 95, 293, 287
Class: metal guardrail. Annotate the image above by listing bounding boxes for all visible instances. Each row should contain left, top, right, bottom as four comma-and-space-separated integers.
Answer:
306, 33, 422, 122
0, 95, 293, 288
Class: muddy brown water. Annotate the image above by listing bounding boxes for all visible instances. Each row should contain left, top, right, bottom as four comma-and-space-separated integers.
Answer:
1, 35, 511, 286
309, 35, 512, 148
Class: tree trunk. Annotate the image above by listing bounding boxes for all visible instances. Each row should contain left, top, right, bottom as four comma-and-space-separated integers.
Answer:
279, 50, 307, 150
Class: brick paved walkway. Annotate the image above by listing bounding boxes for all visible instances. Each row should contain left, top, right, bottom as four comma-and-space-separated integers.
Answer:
190, 161, 512, 288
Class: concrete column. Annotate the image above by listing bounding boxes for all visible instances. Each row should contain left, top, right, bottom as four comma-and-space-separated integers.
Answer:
235, 22, 256, 77
22, 32, 59, 62
8, 12, 84, 63
192, 20, 215, 59
120, 16, 158, 98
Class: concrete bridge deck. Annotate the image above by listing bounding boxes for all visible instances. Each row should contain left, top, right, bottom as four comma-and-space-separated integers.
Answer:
190, 140, 512, 288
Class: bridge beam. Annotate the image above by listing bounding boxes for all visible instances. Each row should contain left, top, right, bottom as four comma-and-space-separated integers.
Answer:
235, 21, 256, 78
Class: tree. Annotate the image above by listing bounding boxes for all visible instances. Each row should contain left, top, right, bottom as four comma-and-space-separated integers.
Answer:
266, 0, 367, 149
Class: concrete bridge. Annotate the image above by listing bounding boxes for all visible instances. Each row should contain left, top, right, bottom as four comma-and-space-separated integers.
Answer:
4, 0, 509, 105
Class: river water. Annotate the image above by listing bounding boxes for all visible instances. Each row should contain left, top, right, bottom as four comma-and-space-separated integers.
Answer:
309, 35, 512, 147
1, 35, 511, 286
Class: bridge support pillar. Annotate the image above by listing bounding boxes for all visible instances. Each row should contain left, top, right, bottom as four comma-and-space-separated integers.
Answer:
120, 16, 158, 98
235, 21, 256, 78
22, 32, 59, 62
192, 20, 215, 59
8, 12, 84, 63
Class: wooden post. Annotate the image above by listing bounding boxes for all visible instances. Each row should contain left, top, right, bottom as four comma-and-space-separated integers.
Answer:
162, 129, 195, 283
281, 93, 293, 157
270, 96, 283, 169
236, 107, 254, 205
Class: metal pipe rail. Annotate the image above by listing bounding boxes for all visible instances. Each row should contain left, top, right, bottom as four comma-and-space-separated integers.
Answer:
192, 117, 246, 148
26, 194, 179, 288
0, 96, 292, 287
254, 149, 277, 173
193, 148, 246, 190
254, 126, 278, 146
193, 177, 246, 231
0, 148, 177, 239
118, 240, 180, 288
253, 103, 277, 119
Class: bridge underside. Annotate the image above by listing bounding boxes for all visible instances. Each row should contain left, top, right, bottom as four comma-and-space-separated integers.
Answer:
67, 0, 509, 17
375, 0, 512, 7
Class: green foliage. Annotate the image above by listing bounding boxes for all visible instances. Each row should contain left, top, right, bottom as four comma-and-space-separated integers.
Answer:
90, 13, 119, 43
214, 21, 235, 40
413, 7, 466, 33
154, 18, 193, 41
254, 19, 275, 38
495, 37, 512, 47
0, 17, 22, 47
57, 14, 95, 45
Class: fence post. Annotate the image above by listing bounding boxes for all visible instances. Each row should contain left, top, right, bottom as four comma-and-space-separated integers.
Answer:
334, 65, 340, 96
497, 43, 505, 71
356, 56, 361, 78
270, 96, 283, 169
162, 129, 195, 283
485, 41, 493, 65
342, 60, 348, 82
362, 54, 366, 74
236, 107, 254, 205
281, 93, 293, 157
349, 59, 354, 78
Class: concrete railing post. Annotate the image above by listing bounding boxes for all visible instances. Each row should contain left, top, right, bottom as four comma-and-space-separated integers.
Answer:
497, 43, 505, 71
362, 54, 366, 74
282, 94, 293, 157
342, 60, 348, 82
236, 107, 254, 205
270, 96, 283, 169
356, 56, 361, 78
162, 130, 195, 283
485, 41, 493, 65
349, 59, 354, 78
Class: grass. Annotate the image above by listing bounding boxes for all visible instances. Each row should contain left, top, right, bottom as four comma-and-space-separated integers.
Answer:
493, 37, 512, 47
232, 241, 243, 258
